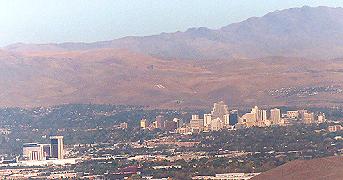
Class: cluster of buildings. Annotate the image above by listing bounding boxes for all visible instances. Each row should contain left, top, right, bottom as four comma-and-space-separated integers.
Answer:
140, 116, 184, 132
140, 101, 327, 134
22, 136, 64, 161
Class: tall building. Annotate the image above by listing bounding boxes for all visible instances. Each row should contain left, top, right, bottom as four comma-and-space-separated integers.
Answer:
229, 110, 239, 125
23, 143, 51, 161
261, 110, 267, 121
251, 106, 259, 121
303, 112, 315, 124
224, 114, 230, 125
270, 108, 281, 124
190, 115, 204, 132
50, 136, 64, 159
41, 144, 51, 159
155, 115, 164, 129
23, 143, 43, 161
211, 101, 229, 120
173, 118, 184, 128
140, 119, 148, 129
298, 110, 308, 120
317, 113, 326, 123
203, 114, 212, 127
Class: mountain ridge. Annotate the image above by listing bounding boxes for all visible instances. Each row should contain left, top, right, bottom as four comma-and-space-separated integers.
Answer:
4, 6, 343, 60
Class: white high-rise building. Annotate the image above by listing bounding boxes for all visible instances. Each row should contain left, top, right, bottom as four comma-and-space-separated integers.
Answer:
204, 114, 212, 127
224, 114, 230, 125
261, 110, 267, 121
211, 101, 229, 120
251, 106, 259, 120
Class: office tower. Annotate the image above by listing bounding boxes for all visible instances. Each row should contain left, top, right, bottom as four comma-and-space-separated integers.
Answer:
211, 118, 224, 131
298, 110, 308, 120
224, 114, 230, 125
155, 115, 164, 129
140, 119, 148, 129
23, 143, 43, 161
317, 113, 326, 123
303, 112, 315, 124
251, 106, 259, 114
164, 120, 177, 131
261, 110, 267, 121
204, 114, 212, 127
251, 106, 259, 121
211, 101, 229, 120
229, 110, 239, 125
287, 111, 299, 119
50, 136, 64, 159
41, 144, 51, 159
270, 108, 281, 124
173, 118, 184, 128
190, 115, 204, 132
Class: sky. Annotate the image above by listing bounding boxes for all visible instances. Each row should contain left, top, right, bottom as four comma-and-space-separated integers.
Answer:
0, 0, 343, 46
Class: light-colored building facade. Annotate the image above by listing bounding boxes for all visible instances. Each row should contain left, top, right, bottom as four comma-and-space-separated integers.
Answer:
204, 114, 212, 127
211, 118, 224, 131
211, 101, 229, 120
317, 113, 326, 123
287, 111, 299, 119
270, 108, 281, 124
303, 112, 315, 124
23, 143, 44, 161
140, 119, 148, 129
190, 115, 204, 132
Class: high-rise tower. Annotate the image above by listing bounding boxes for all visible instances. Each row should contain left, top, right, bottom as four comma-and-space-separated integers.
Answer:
50, 136, 64, 159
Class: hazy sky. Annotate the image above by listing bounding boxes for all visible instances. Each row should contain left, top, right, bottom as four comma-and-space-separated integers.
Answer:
1, 0, 343, 46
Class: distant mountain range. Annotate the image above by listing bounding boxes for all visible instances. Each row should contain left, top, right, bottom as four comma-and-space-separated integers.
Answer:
5, 6, 343, 60
2, 6, 343, 108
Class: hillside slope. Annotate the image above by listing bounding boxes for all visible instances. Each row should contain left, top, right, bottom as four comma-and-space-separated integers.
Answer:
1, 48, 343, 108
253, 156, 343, 180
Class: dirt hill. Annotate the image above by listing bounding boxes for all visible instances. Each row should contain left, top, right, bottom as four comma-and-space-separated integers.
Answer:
253, 156, 343, 180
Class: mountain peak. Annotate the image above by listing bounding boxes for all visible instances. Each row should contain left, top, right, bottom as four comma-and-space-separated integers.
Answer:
5, 6, 343, 60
